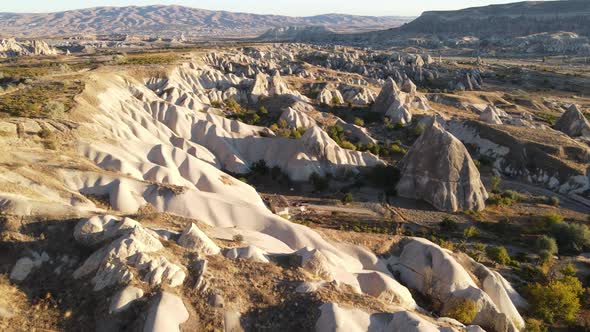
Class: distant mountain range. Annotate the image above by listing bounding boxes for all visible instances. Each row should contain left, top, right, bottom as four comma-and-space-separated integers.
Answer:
396, 0, 590, 37
0, 5, 410, 38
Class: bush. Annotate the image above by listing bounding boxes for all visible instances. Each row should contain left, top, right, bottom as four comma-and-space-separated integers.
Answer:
524, 318, 547, 332
491, 175, 501, 193
549, 196, 560, 207
544, 212, 564, 225
463, 226, 480, 239
486, 245, 511, 265
257, 106, 268, 115
339, 140, 357, 150
442, 298, 477, 324
353, 117, 365, 126
535, 236, 558, 256
412, 124, 426, 136
233, 234, 244, 242
43, 100, 65, 117
527, 275, 583, 323
332, 95, 342, 104
341, 192, 353, 204
440, 217, 458, 232
551, 222, 590, 254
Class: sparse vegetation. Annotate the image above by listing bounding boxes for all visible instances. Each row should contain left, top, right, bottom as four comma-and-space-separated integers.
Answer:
527, 266, 584, 323
442, 298, 477, 324
440, 217, 458, 232
486, 245, 511, 265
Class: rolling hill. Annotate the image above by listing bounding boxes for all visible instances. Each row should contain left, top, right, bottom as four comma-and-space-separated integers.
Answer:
0, 5, 410, 38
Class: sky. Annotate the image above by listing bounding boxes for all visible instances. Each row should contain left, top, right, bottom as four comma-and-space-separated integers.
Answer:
0, 0, 544, 16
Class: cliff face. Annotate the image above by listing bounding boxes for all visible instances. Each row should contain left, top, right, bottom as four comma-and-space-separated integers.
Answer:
399, 0, 590, 37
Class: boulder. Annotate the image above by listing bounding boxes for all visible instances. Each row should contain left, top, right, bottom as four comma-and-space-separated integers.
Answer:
143, 292, 189, 332
554, 105, 590, 137
480, 106, 503, 125
10, 251, 50, 282
177, 223, 221, 255
109, 286, 144, 313
225, 245, 269, 263
356, 271, 417, 309
396, 122, 488, 212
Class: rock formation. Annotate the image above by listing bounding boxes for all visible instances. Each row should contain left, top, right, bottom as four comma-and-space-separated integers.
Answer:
396, 122, 488, 212
554, 104, 590, 138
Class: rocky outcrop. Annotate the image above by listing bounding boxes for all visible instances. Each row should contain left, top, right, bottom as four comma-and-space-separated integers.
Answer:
177, 223, 221, 255
396, 122, 488, 212
372, 77, 429, 126
279, 107, 317, 129
480, 105, 503, 125
144, 292, 189, 332
73, 216, 186, 291
554, 104, 590, 138
0, 38, 58, 58
388, 237, 525, 332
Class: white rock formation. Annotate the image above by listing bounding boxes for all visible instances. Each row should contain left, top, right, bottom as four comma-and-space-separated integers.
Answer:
315, 303, 453, 332
388, 237, 524, 332
177, 223, 221, 255
73, 218, 185, 291
554, 104, 590, 137
356, 271, 417, 309
280, 107, 317, 129
0, 38, 59, 58
372, 78, 429, 126
143, 292, 189, 332
396, 122, 488, 212
225, 245, 269, 263
110, 286, 144, 313
10, 252, 50, 281
479, 106, 503, 125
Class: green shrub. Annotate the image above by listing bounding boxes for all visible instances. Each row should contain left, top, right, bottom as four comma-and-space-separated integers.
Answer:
491, 175, 501, 193
527, 275, 583, 323
339, 140, 357, 150
412, 124, 426, 136
440, 217, 458, 232
257, 106, 268, 115
331, 95, 342, 104
549, 196, 560, 207
535, 236, 558, 256
341, 192, 353, 204
524, 318, 548, 332
463, 226, 480, 239
353, 117, 365, 126
545, 212, 564, 225
442, 298, 477, 324
486, 245, 511, 265
551, 222, 590, 254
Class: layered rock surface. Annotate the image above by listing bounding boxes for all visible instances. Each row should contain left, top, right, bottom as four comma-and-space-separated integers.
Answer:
396, 122, 488, 212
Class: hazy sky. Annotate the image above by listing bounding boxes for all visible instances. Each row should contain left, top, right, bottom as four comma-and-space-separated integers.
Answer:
0, 0, 541, 16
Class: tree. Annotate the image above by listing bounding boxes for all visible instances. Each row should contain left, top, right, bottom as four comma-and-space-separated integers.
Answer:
527, 275, 583, 323
551, 222, 590, 254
